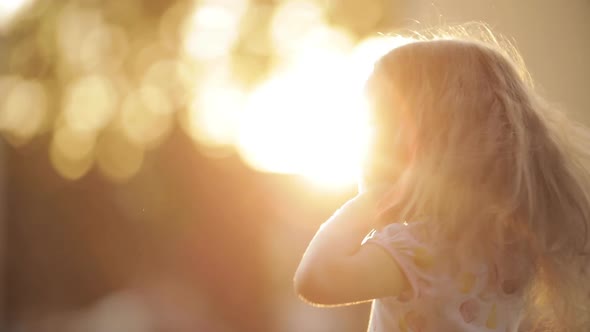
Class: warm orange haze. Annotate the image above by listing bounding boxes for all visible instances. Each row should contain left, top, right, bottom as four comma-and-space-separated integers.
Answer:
0, 0, 407, 189
0, 0, 589, 331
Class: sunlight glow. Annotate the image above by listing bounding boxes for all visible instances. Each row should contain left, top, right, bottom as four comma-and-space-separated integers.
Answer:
1, 0, 413, 186
237, 53, 371, 188
0, 0, 35, 30
270, 0, 324, 55
349, 36, 414, 78
179, 1, 412, 188
182, 1, 247, 60
229, 37, 413, 188
187, 63, 246, 147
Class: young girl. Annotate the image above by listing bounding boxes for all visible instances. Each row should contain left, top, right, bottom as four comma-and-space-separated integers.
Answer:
294, 31, 590, 332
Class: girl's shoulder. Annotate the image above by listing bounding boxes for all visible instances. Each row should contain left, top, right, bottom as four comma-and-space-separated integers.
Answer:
370, 220, 433, 250
365, 221, 442, 299
367, 220, 527, 299
368, 221, 525, 332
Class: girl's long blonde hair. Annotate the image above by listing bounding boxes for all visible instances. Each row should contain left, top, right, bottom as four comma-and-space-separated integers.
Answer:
365, 25, 590, 331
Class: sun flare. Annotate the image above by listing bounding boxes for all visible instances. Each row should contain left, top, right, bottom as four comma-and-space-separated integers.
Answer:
234, 37, 407, 188
182, 3, 409, 188
236, 54, 371, 188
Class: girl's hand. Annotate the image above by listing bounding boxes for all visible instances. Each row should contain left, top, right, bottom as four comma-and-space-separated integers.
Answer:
377, 168, 414, 221
331, 184, 393, 232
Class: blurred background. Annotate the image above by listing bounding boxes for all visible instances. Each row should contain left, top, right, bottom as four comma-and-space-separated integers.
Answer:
0, 0, 588, 331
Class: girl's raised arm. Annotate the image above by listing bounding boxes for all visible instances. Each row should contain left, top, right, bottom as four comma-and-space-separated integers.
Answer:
293, 191, 409, 306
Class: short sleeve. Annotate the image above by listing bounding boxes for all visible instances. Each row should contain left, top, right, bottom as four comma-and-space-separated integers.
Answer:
365, 222, 435, 300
